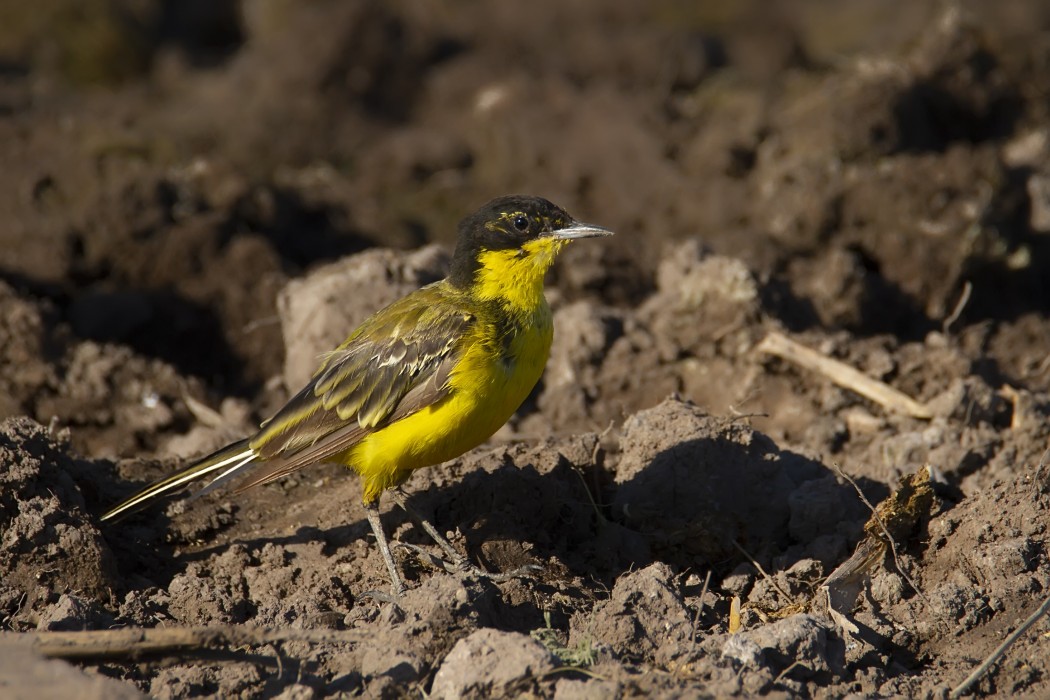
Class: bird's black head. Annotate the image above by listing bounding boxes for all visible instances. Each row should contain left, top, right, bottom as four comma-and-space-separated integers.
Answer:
448, 195, 611, 289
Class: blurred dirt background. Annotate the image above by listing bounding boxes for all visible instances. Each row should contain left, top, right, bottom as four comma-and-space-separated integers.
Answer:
2, 0, 1050, 697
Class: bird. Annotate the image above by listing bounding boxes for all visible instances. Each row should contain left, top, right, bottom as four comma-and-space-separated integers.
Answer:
100, 195, 613, 595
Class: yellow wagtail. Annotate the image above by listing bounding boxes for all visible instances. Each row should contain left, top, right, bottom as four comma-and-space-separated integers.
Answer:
101, 195, 613, 595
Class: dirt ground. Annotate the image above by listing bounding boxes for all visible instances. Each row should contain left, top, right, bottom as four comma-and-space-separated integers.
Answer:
2, 1, 1050, 697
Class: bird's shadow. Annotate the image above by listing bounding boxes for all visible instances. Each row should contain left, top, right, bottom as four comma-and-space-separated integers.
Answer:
104, 426, 894, 635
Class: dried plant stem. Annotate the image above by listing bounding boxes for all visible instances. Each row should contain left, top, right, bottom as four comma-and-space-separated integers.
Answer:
950, 593, 1050, 698
756, 332, 932, 419
732, 540, 793, 604
21, 625, 363, 661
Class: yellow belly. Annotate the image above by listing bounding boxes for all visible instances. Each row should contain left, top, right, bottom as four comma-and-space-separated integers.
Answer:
346, 308, 553, 502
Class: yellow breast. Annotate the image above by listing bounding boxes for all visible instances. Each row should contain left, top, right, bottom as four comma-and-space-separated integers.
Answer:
348, 301, 553, 502
346, 237, 567, 503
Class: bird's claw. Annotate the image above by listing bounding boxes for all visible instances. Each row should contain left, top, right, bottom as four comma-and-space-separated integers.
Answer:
479, 563, 545, 583
396, 541, 543, 583
359, 588, 405, 607
397, 541, 464, 574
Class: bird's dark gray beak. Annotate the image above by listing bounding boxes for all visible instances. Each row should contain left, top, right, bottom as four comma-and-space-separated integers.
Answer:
546, 222, 615, 240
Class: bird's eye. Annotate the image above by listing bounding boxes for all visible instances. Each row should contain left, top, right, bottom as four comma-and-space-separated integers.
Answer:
513, 215, 529, 232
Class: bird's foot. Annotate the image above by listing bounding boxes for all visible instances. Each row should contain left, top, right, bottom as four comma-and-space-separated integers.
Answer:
481, 562, 545, 583
358, 588, 404, 607
398, 541, 463, 574
397, 541, 542, 583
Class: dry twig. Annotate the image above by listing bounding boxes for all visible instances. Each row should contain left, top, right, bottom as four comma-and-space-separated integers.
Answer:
732, 540, 793, 605
950, 593, 1050, 698
21, 625, 363, 661
756, 332, 933, 419
691, 570, 713, 642
942, 281, 973, 335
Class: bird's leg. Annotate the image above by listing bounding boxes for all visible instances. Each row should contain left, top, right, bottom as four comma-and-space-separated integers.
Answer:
363, 498, 407, 597
390, 486, 461, 561
390, 486, 542, 583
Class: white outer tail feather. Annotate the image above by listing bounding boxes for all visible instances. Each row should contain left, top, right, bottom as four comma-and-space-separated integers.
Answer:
193, 451, 258, 499
101, 447, 257, 521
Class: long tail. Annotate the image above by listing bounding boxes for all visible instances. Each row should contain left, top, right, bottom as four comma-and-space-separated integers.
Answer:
100, 439, 257, 522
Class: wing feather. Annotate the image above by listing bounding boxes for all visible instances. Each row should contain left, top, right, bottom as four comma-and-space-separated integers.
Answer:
237, 349, 462, 490
249, 282, 474, 473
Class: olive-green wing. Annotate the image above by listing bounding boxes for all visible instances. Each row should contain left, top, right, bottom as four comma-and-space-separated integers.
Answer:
236, 283, 474, 488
